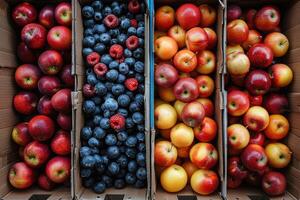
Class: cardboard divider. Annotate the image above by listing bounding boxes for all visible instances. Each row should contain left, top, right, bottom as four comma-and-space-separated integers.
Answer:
150, 0, 226, 199
72, 0, 151, 199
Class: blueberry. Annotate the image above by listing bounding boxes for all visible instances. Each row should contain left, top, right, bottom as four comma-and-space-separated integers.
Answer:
81, 155, 96, 168
80, 146, 91, 157
118, 63, 129, 75
137, 124, 145, 132
94, 12, 103, 22
93, 116, 102, 126
109, 29, 120, 37
94, 154, 103, 164
103, 110, 113, 118
116, 155, 128, 168
83, 100, 96, 114
112, 6, 121, 15
129, 102, 141, 113
117, 74, 126, 83
93, 24, 106, 34
81, 126, 93, 140
138, 21, 145, 28
128, 160, 138, 172
126, 136, 138, 147
80, 168, 92, 178
125, 147, 137, 159
137, 27, 144, 37
92, 96, 102, 105
91, 1, 103, 11
108, 162, 120, 175
94, 82, 107, 96
134, 180, 146, 188
83, 19, 95, 28
104, 82, 114, 92
136, 167, 147, 180
136, 152, 146, 167
87, 74, 97, 86
117, 131, 128, 142
138, 143, 146, 152
125, 57, 135, 67
117, 34, 127, 45
83, 177, 95, 188
103, 98, 118, 111
105, 61, 116, 70
135, 132, 145, 142
127, 27, 137, 35
105, 134, 117, 146
126, 91, 134, 99
102, 6, 112, 16
118, 108, 128, 117
102, 155, 109, 166
106, 146, 120, 159
120, 18, 131, 29
111, 1, 119, 7
112, 84, 125, 96
100, 118, 110, 129
84, 28, 93, 36
134, 61, 144, 73
99, 33, 111, 45
133, 48, 144, 59
83, 48, 93, 57
82, 6, 94, 19
93, 181, 106, 194
114, 179, 125, 189
102, 175, 113, 188
106, 69, 119, 82
134, 94, 144, 106
117, 94, 130, 107
138, 38, 144, 48
125, 173, 136, 185
90, 147, 100, 154
136, 14, 144, 22
93, 127, 105, 139
88, 137, 100, 147
124, 49, 132, 58
94, 43, 106, 54
132, 112, 144, 124
111, 38, 118, 45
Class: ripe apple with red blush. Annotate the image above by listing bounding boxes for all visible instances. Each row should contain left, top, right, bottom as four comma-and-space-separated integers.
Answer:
39, 5, 55, 29
243, 106, 270, 132
55, 2, 72, 26
245, 9, 257, 29
181, 101, 205, 128
47, 26, 72, 50
38, 96, 56, 116
241, 144, 268, 173
194, 117, 217, 142
12, 122, 32, 146
38, 50, 64, 75
51, 88, 71, 113
12, 2, 37, 27
176, 3, 201, 30
204, 28, 217, 50
167, 25, 186, 48
247, 44, 274, 68
17, 42, 37, 63
249, 132, 265, 146
38, 76, 61, 96
24, 141, 51, 168
38, 173, 55, 191
155, 6, 175, 31
28, 115, 55, 141
174, 50, 197, 73
15, 64, 41, 90
269, 64, 293, 88
249, 94, 263, 106
227, 90, 250, 117
264, 93, 288, 114
21, 23, 47, 49
228, 175, 243, 189
13, 91, 38, 115
174, 78, 199, 103
51, 130, 71, 156
242, 30, 263, 51
155, 63, 178, 88
57, 113, 71, 131
262, 171, 286, 196
185, 27, 208, 52
155, 140, 177, 167
227, 19, 249, 45
245, 70, 271, 96
9, 162, 35, 189
199, 4, 216, 27
195, 75, 214, 98
45, 156, 71, 183
228, 157, 248, 179
227, 5, 242, 22
60, 65, 74, 88
196, 98, 214, 117
254, 6, 280, 32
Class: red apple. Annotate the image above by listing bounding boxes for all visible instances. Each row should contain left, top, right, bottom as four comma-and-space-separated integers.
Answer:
8, 162, 35, 189
11, 122, 32, 146
155, 140, 177, 167
190, 143, 218, 169
203, 28, 217, 50
254, 6, 280, 32
12, 2, 37, 27
196, 98, 214, 117
265, 114, 289, 140
249, 94, 263, 106
55, 2, 72, 26
173, 50, 197, 73
185, 27, 208, 52
262, 171, 286, 196
228, 124, 250, 150
158, 86, 176, 102
245, 70, 271, 96
60, 65, 74, 88
45, 156, 71, 183
181, 101, 205, 127
167, 25, 186, 48
47, 26, 72, 50
155, 63, 178, 88
228, 175, 243, 189
51, 130, 71, 155
226, 44, 244, 55
263, 93, 288, 114
15, 64, 41, 90
247, 44, 274, 68
196, 50, 216, 74
194, 117, 217, 142
38, 50, 64, 75
37, 96, 56, 116
51, 88, 71, 113
242, 30, 263, 51
199, 4, 216, 27
227, 90, 250, 116
39, 5, 55, 29
28, 115, 55, 141
57, 113, 71, 131
176, 4, 201, 30
154, 36, 178, 60
245, 9, 257, 29
13, 91, 37, 115
21, 23, 47, 49
227, 5, 242, 22
264, 32, 289, 57
249, 132, 265, 146
241, 144, 268, 173
190, 169, 219, 195
24, 141, 51, 168
227, 19, 249, 45
38, 173, 55, 191
228, 157, 248, 179
269, 64, 293, 88
38, 76, 61, 95
243, 106, 270, 132
227, 52, 250, 77
155, 6, 175, 31
174, 78, 199, 103
17, 42, 37, 63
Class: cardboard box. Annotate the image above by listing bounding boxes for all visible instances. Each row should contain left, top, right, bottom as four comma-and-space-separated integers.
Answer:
0, 0, 71, 199
72, 0, 151, 199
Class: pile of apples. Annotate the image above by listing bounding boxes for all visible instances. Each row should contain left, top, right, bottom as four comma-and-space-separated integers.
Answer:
226, 5, 293, 197
8, 2, 73, 190
154, 3, 219, 195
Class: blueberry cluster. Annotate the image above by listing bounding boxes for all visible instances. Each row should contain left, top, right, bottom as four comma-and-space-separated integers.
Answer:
80, 0, 146, 194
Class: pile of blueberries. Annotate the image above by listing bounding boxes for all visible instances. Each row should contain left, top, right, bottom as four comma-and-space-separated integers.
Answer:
80, 0, 146, 194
